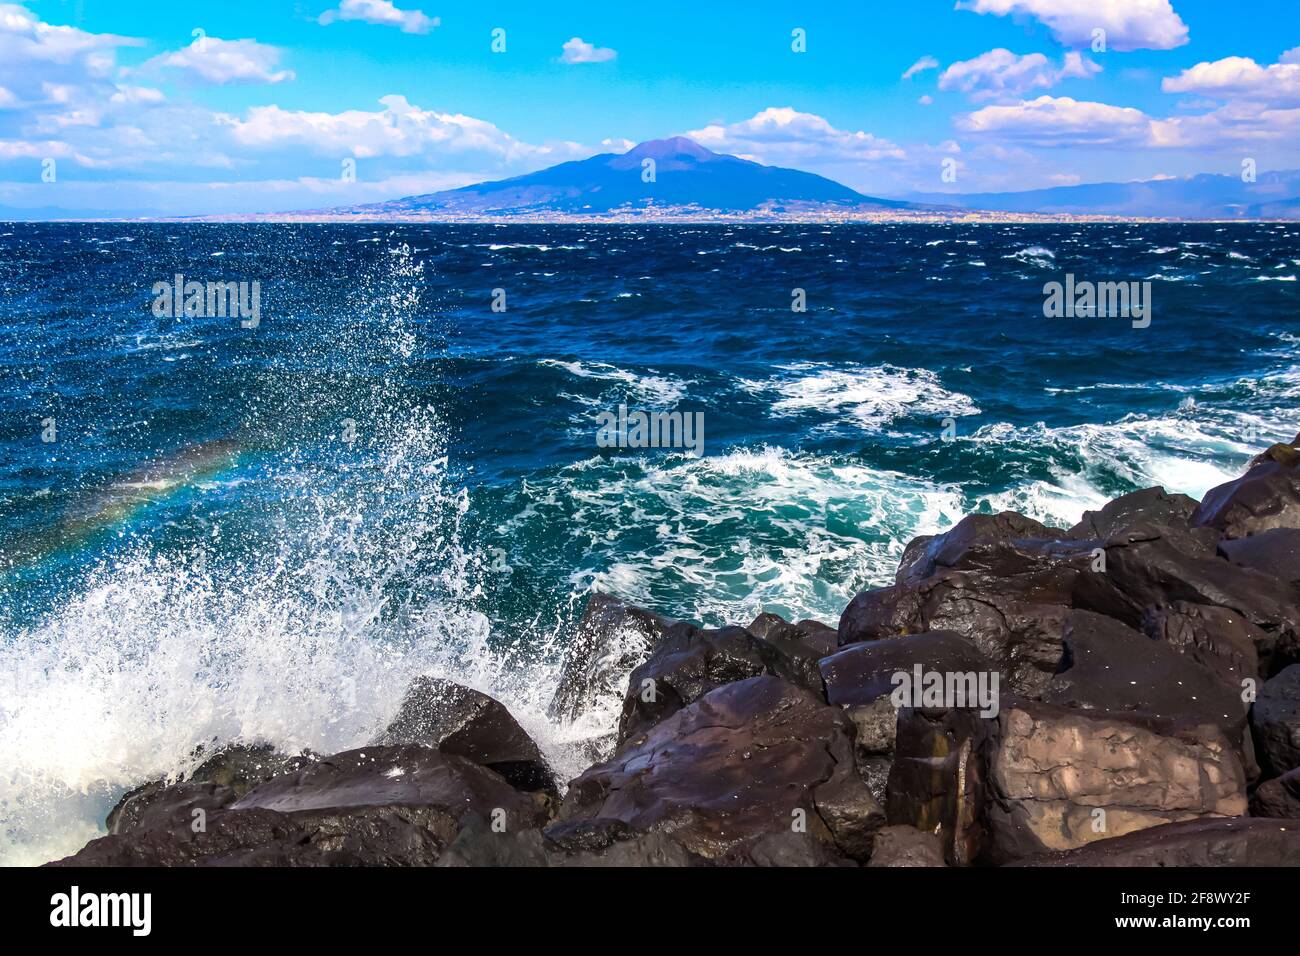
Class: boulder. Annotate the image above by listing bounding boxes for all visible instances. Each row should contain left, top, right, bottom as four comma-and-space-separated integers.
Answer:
1068, 486, 1218, 557
1142, 602, 1262, 687
374, 676, 555, 795
547, 593, 671, 724
1192, 441, 1300, 540
107, 782, 237, 837
1250, 767, 1300, 818
985, 702, 1247, 863
233, 745, 552, 831
1251, 664, 1300, 775
1020, 817, 1300, 867
896, 512, 1066, 586
559, 676, 884, 861
747, 611, 837, 695
865, 825, 947, 867
1219, 527, 1300, 585
617, 623, 772, 744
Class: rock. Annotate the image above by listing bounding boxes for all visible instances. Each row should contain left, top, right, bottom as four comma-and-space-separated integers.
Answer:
1250, 767, 1300, 818
559, 675, 884, 861
866, 825, 947, 867
434, 817, 550, 867
374, 677, 555, 795
1220, 528, 1300, 585
717, 831, 855, 867
104, 742, 316, 835
1193, 443, 1300, 540
107, 782, 237, 837
232, 745, 552, 832
1073, 537, 1300, 672
747, 611, 837, 695
558, 833, 702, 867
1042, 609, 1247, 738
837, 584, 926, 645
897, 512, 1066, 586
547, 593, 671, 724
1020, 817, 1300, 866
1252, 664, 1300, 775
986, 702, 1247, 863
1069, 486, 1218, 557
1142, 602, 1262, 688
821, 630, 998, 709
885, 706, 991, 865
617, 623, 772, 744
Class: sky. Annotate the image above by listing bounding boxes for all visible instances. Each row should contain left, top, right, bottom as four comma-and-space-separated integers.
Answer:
1, 0, 1297, 215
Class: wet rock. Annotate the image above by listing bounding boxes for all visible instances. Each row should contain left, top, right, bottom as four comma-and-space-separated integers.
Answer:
837, 584, 926, 645
1069, 486, 1218, 557
1142, 602, 1262, 687
434, 817, 550, 867
375, 676, 555, 795
1020, 817, 1300, 867
866, 825, 947, 867
898, 512, 1066, 586
187, 742, 318, 797
560, 675, 884, 861
821, 629, 998, 709
559, 832, 703, 867
1252, 664, 1300, 775
885, 706, 991, 866
233, 745, 552, 831
718, 831, 855, 867
617, 623, 772, 744
547, 593, 672, 724
986, 702, 1247, 863
1193, 441, 1300, 540
1042, 609, 1247, 737
1219, 527, 1300, 585
747, 611, 837, 695
107, 782, 237, 837
1250, 767, 1300, 818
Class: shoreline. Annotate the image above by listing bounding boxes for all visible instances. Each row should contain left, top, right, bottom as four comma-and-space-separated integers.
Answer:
46, 434, 1300, 867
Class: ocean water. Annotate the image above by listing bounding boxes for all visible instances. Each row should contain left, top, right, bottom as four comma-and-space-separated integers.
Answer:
0, 221, 1297, 864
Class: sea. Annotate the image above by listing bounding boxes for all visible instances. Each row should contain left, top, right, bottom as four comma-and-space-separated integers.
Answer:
0, 221, 1296, 864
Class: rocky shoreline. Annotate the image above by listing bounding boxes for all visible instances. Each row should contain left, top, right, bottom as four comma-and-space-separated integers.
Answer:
49, 437, 1300, 867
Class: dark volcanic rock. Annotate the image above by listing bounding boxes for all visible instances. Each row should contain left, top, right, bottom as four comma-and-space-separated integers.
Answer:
1042, 609, 1247, 737
1020, 817, 1300, 866
187, 742, 318, 796
1142, 601, 1262, 687
1068, 486, 1218, 557
1192, 441, 1300, 540
375, 676, 554, 794
1219, 527, 1300, 585
896, 512, 1064, 587
560, 675, 884, 861
1252, 664, 1300, 775
233, 745, 552, 831
866, 825, 947, 867
747, 611, 837, 694
547, 593, 671, 724
617, 623, 772, 744
821, 629, 997, 708
1250, 766, 1300, 817
837, 584, 926, 645
107, 782, 237, 837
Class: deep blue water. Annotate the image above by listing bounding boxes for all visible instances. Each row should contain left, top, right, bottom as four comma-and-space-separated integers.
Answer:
0, 221, 1296, 863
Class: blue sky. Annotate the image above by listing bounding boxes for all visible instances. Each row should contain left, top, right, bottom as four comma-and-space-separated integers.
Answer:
2, 0, 1298, 215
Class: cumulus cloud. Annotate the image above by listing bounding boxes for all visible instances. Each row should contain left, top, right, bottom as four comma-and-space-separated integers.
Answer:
956, 0, 1189, 51
0, 2, 141, 106
957, 95, 1153, 145
940, 49, 1100, 101
318, 0, 439, 35
141, 36, 294, 85
1162, 54, 1300, 106
902, 55, 939, 80
560, 37, 616, 64
686, 107, 905, 164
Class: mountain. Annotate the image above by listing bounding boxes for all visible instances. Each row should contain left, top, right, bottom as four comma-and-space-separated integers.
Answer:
903, 170, 1300, 219
337, 137, 916, 217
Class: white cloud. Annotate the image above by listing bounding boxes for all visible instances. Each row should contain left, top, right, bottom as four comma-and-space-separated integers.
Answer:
1162, 55, 1300, 107
686, 107, 905, 164
141, 37, 295, 85
940, 49, 1099, 101
0, 85, 16, 108
902, 55, 939, 80
957, 95, 1153, 145
561, 37, 616, 64
318, 0, 439, 35
956, 0, 1189, 51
